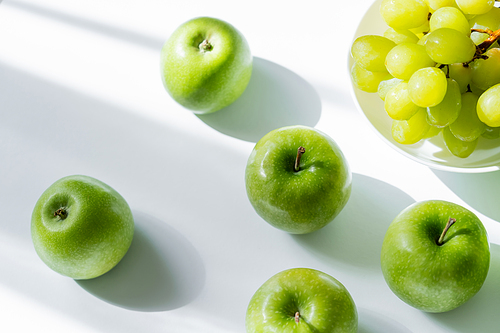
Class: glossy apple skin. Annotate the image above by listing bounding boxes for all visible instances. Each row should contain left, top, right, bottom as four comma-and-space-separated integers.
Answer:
245, 125, 351, 234
381, 200, 490, 312
31, 175, 135, 280
246, 268, 358, 333
160, 17, 252, 114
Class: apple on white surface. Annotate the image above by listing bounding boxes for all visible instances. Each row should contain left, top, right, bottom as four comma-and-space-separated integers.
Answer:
245, 125, 352, 234
31, 175, 135, 280
246, 268, 358, 333
160, 16, 252, 114
381, 200, 490, 312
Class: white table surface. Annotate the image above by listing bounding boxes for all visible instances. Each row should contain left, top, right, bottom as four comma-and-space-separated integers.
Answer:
1, 0, 500, 332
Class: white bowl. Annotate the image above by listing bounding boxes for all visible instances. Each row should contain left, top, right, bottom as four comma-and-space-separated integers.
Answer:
349, 0, 500, 173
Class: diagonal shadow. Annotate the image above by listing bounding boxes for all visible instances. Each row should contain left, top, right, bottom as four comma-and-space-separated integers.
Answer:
197, 57, 322, 142
358, 308, 412, 333
4, 0, 164, 50
292, 173, 415, 273
76, 211, 205, 312
432, 169, 500, 222
0, 60, 247, 331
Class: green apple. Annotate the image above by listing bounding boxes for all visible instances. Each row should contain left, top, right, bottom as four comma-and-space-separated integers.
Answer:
160, 17, 252, 114
31, 175, 135, 280
246, 268, 358, 333
381, 200, 490, 312
245, 125, 351, 234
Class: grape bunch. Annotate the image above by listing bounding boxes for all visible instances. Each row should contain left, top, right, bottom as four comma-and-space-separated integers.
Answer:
351, 0, 500, 158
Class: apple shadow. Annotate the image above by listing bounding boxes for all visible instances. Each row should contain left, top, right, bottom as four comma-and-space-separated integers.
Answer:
424, 243, 500, 332
357, 308, 412, 333
432, 169, 500, 222
76, 211, 205, 312
292, 173, 415, 272
196, 57, 322, 143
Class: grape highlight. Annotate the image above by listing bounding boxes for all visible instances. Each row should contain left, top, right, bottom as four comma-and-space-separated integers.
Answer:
350, 0, 500, 158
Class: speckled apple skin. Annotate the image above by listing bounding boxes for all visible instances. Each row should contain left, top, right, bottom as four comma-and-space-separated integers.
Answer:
245, 126, 352, 234
160, 17, 252, 114
31, 175, 134, 280
381, 200, 490, 313
246, 268, 358, 333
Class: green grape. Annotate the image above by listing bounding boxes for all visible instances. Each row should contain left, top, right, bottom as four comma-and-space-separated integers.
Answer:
392, 109, 431, 144
477, 83, 500, 126
351, 35, 396, 72
456, 0, 494, 15
383, 28, 420, 44
380, 0, 430, 29
470, 31, 491, 45
425, 0, 459, 11
385, 81, 424, 119
448, 63, 472, 93
425, 28, 476, 64
408, 67, 448, 107
470, 48, 500, 90
449, 92, 486, 141
443, 126, 478, 157
486, 41, 499, 52
427, 78, 462, 127
470, 83, 486, 95
351, 62, 389, 92
469, 6, 500, 30
385, 43, 436, 80
424, 125, 442, 138
463, 13, 477, 21
417, 34, 430, 45
410, 21, 431, 36
429, 7, 471, 36
378, 75, 404, 100
482, 125, 500, 139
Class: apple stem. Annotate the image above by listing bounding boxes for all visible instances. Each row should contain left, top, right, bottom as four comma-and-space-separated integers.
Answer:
437, 218, 456, 246
53, 208, 68, 220
294, 312, 300, 323
294, 146, 306, 172
199, 39, 213, 52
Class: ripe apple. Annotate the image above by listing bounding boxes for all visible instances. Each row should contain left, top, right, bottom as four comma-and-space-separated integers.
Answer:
31, 175, 135, 280
245, 125, 351, 234
246, 268, 358, 333
160, 17, 252, 114
381, 200, 490, 312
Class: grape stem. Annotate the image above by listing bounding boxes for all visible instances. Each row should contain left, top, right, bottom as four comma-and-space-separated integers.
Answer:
475, 28, 500, 56
464, 28, 500, 65
472, 28, 494, 35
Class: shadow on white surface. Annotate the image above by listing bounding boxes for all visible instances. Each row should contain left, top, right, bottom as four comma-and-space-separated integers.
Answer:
0, 62, 244, 331
313, 81, 358, 112
424, 243, 500, 332
292, 173, 415, 272
358, 308, 412, 333
197, 57, 322, 142
432, 169, 500, 222
76, 211, 205, 311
